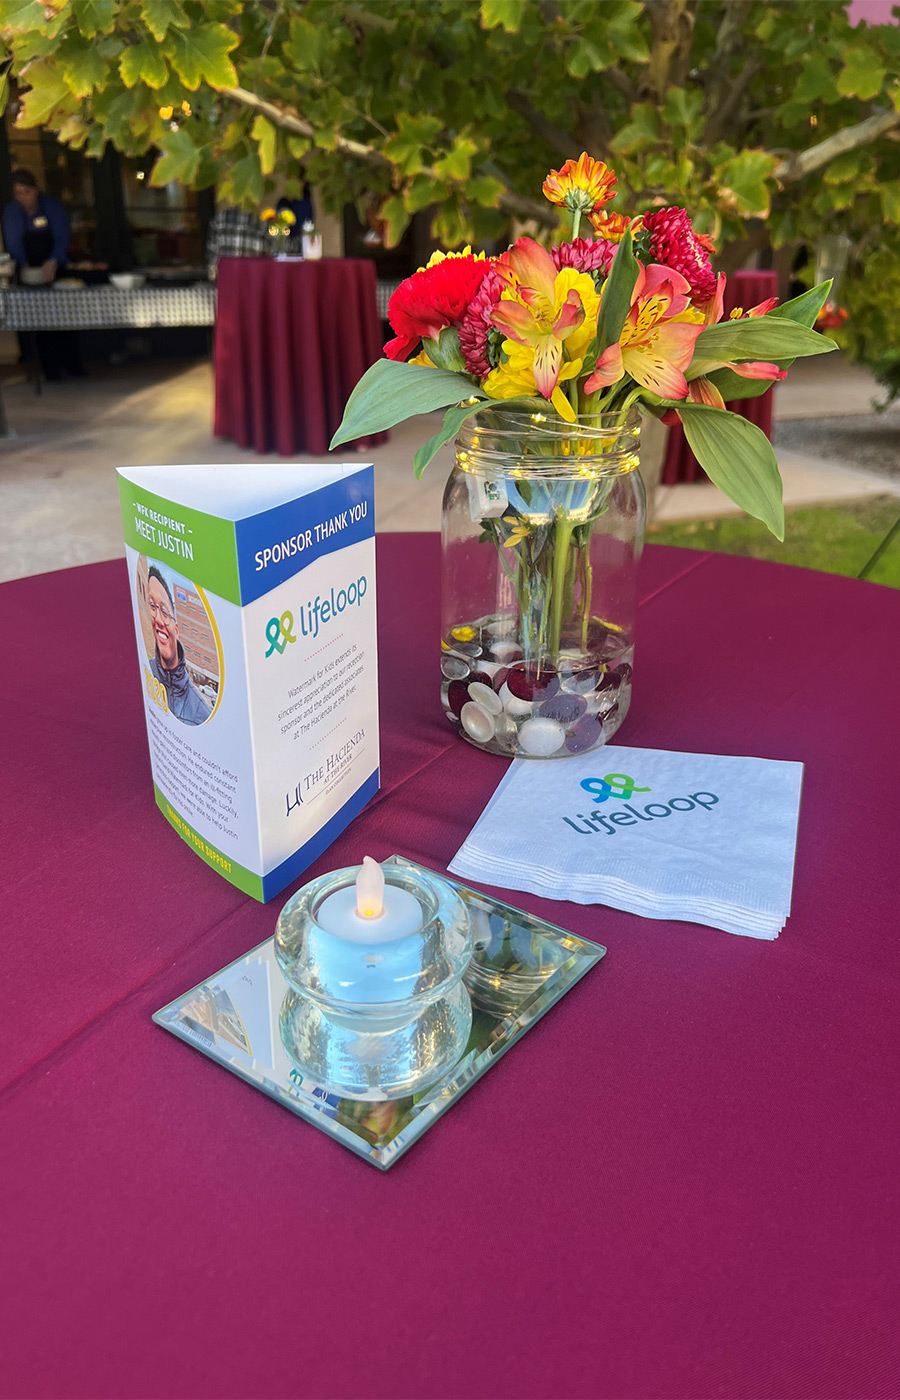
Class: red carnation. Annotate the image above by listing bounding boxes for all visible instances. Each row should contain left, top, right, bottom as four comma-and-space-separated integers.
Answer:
458, 266, 507, 378
551, 238, 617, 277
643, 207, 717, 305
385, 253, 492, 361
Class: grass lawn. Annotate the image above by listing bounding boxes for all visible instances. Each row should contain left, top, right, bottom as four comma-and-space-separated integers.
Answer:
648, 495, 900, 589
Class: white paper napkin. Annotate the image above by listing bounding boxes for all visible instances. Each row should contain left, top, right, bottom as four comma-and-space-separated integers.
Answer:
449, 746, 804, 939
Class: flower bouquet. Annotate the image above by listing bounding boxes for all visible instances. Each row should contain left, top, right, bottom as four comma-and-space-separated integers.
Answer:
332, 154, 837, 758
260, 205, 296, 256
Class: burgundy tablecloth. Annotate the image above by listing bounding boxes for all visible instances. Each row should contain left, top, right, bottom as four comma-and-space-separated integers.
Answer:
3, 541, 899, 1400
663, 270, 780, 485
214, 257, 387, 456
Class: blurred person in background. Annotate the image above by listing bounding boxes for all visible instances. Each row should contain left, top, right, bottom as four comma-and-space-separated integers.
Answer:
1, 167, 84, 379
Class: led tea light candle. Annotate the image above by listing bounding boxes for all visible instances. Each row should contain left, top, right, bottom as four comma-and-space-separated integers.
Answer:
315, 856, 423, 942
274, 858, 474, 1100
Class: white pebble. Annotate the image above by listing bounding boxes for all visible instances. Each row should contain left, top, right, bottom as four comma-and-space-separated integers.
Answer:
467, 681, 503, 715
499, 681, 532, 718
461, 701, 496, 744
491, 640, 522, 663
517, 716, 565, 756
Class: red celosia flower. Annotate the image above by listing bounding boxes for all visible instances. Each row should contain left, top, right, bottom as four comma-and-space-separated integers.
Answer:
643, 207, 717, 305
384, 250, 492, 361
551, 238, 617, 277
458, 265, 506, 378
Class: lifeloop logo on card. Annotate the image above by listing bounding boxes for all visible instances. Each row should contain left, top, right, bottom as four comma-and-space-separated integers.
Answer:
265, 610, 297, 657
564, 771, 719, 835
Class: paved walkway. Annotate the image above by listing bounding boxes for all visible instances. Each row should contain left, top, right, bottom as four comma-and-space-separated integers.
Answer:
0, 352, 896, 582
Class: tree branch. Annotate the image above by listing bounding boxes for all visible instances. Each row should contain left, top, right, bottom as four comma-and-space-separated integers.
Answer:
506, 90, 577, 158
703, 54, 763, 146
223, 85, 555, 226
774, 106, 900, 184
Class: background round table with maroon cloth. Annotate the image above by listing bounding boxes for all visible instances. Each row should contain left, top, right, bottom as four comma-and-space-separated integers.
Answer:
2, 541, 898, 1400
662, 269, 780, 485
214, 257, 387, 456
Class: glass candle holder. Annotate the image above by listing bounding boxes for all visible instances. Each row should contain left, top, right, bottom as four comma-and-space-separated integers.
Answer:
274, 863, 474, 1100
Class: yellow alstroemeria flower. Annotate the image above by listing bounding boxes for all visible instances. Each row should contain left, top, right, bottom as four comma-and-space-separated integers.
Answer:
281, 209, 297, 226
483, 340, 583, 421
485, 238, 600, 419
260, 207, 277, 221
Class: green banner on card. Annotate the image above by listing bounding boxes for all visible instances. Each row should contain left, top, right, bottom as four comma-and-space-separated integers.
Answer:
154, 785, 264, 900
119, 478, 240, 603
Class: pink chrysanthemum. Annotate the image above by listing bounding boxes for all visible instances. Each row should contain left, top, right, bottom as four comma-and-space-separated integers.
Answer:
551, 238, 617, 277
642, 207, 717, 305
458, 265, 506, 378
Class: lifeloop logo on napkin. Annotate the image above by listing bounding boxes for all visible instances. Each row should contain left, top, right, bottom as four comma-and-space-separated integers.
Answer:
449, 746, 804, 939
567, 769, 720, 834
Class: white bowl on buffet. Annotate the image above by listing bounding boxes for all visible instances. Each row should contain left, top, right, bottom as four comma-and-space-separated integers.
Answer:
109, 273, 146, 290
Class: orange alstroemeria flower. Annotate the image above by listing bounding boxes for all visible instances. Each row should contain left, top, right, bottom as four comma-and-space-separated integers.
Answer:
588, 209, 636, 243
542, 153, 617, 215
585, 264, 703, 401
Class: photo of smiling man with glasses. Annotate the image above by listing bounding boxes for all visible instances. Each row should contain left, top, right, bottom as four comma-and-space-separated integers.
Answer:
146, 565, 212, 726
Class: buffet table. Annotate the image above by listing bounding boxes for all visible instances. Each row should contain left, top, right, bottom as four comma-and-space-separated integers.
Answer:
2, 540, 898, 1399
0, 283, 216, 331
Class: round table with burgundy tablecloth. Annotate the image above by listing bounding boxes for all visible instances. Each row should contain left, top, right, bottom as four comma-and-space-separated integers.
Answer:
2, 539, 898, 1400
213, 256, 387, 456
663, 269, 780, 485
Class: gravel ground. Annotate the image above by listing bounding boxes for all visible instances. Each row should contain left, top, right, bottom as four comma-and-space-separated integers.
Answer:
773, 408, 900, 477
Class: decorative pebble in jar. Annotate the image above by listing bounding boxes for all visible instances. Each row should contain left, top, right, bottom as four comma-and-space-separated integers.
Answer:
441, 408, 645, 758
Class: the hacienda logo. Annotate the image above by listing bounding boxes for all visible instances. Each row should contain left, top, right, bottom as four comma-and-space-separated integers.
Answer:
265, 574, 368, 656
563, 771, 719, 835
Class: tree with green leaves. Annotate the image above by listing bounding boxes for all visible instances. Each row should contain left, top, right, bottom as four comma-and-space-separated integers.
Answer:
1, 0, 898, 262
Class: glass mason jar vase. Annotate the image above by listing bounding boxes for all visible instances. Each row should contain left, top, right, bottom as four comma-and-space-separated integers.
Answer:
441, 408, 645, 759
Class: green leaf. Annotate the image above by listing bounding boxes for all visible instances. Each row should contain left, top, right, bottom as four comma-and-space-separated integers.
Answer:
675, 404, 784, 539
421, 327, 466, 373
792, 54, 838, 103
380, 195, 409, 248
149, 125, 201, 186
140, 0, 187, 42
706, 282, 834, 403
0, 0, 50, 33
166, 22, 238, 90
414, 401, 488, 478
286, 134, 311, 160
404, 174, 446, 213
60, 38, 109, 97
692, 316, 835, 365
57, 113, 90, 148
119, 38, 168, 90
434, 136, 478, 182
662, 86, 703, 131
227, 151, 264, 207
467, 174, 505, 207
716, 149, 777, 218
72, 0, 117, 37
251, 113, 276, 174
881, 180, 900, 224
567, 38, 614, 79
480, 0, 526, 33
837, 45, 886, 100
284, 15, 325, 70
15, 60, 71, 127
330, 360, 487, 449
593, 227, 638, 359
767, 281, 833, 327
611, 103, 658, 153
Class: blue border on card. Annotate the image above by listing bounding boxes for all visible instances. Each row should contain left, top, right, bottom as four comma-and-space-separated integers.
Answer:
260, 767, 380, 901
234, 467, 375, 605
